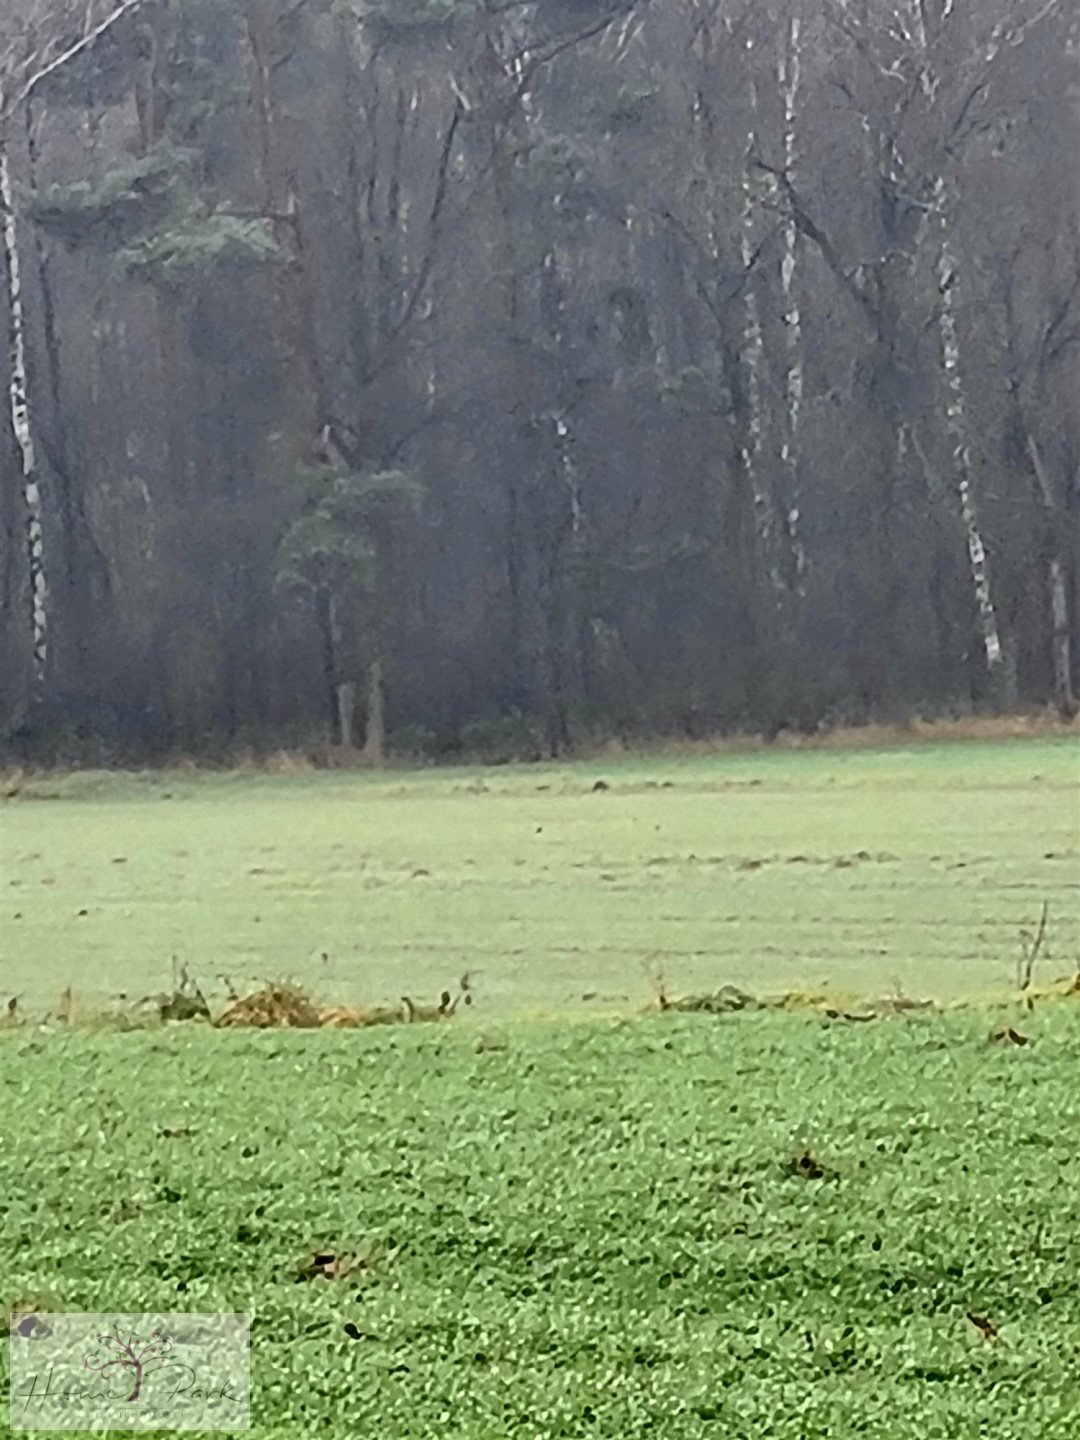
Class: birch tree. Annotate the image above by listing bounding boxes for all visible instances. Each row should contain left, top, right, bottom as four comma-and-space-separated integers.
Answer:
776, 7, 806, 589
812, 0, 1067, 705
737, 26, 776, 590
1, 0, 150, 696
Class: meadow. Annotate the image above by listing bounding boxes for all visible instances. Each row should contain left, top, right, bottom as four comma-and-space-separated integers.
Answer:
1, 732, 1078, 1436
2, 1007, 1079, 1437
2, 733, 1077, 1016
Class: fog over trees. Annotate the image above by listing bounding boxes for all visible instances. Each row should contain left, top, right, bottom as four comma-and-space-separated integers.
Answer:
1, 0, 1077, 762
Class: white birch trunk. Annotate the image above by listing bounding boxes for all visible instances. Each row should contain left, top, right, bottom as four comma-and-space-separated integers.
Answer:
0, 1, 155, 694
1, 145, 47, 686
555, 414, 583, 541
738, 37, 777, 591
362, 659, 385, 766
933, 178, 1007, 687
778, 13, 806, 589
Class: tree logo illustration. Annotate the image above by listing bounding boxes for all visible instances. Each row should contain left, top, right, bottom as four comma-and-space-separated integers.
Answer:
84, 1326, 175, 1402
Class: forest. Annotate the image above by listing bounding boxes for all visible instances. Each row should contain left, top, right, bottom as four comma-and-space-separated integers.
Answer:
0, 0, 1077, 763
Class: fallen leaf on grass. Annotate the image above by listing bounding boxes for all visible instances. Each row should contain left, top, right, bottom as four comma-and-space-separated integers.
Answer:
966, 1312, 1000, 1343
298, 1252, 362, 1282
989, 1027, 1030, 1047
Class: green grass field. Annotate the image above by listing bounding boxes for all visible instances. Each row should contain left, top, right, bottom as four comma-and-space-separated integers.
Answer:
1, 735, 1079, 1436
2, 1007, 1079, 1437
2, 736, 1078, 1014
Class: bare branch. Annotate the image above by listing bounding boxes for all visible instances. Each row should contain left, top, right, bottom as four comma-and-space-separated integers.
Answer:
752, 157, 881, 333
2, 0, 150, 125
387, 98, 465, 343
1018, 902, 1049, 992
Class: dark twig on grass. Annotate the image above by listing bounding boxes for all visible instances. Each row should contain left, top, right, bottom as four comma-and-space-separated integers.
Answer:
1017, 902, 1050, 999
654, 968, 671, 1012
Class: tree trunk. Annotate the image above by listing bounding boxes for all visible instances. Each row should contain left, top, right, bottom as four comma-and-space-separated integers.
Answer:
1026, 434, 1077, 718
337, 679, 357, 749
243, 0, 322, 452
25, 100, 112, 692
738, 41, 774, 590
0, 144, 47, 690
362, 659, 385, 766
318, 590, 342, 743
934, 179, 1011, 706
1048, 558, 1076, 720
777, 12, 806, 590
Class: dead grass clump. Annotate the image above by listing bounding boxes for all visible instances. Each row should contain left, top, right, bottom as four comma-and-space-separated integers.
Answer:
2, 767, 27, 799
1028, 973, 1080, 1003
211, 971, 474, 1030
215, 982, 322, 1030
296, 1251, 362, 1282
876, 994, 936, 1016
770, 990, 834, 1012
317, 1003, 405, 1029
909, 709, 1079, 743
402, 990, 460, 1022
644, 961, 758, 1016
656, 983, 759, 1015
262, 749, 317, 775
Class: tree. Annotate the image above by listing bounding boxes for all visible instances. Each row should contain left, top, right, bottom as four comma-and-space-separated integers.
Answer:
277, 463, 424, 756
1, 1, 160, 705
0, 0, 1075, 760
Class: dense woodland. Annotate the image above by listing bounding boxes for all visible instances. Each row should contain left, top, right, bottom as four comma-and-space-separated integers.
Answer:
0, 0, 1077, 763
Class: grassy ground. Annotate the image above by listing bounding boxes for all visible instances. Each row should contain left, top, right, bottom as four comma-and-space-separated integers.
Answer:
2, 1005, 1079, 1437
2, 735, 1077, 1014
1, 734, 1078, 1436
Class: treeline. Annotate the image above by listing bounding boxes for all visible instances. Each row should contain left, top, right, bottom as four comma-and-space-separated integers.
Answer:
0, 0, 1077, 764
